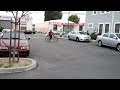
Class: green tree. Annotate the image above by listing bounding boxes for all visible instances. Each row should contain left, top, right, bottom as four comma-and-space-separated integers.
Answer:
44, 11, 62, 21
68, 14, 80, 24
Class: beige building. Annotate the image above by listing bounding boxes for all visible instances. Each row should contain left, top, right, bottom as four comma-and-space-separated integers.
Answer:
35, 19, 84, 34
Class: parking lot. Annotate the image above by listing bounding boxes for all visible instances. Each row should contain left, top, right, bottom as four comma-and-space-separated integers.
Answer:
0, 33, 120, 79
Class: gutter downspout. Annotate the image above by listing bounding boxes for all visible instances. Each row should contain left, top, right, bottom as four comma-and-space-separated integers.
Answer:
111, 11, 115, 33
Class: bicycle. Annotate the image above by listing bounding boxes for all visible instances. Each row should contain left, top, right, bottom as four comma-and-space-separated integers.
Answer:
45, 34, 58, 42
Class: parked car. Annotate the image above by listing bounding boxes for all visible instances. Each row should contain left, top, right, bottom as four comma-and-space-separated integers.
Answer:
0, 32, 30, 56
67, 31, 91, 42
24, 30, 33, 34
96, 33, 120, 52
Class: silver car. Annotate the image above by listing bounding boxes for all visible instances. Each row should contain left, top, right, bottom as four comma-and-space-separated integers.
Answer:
67, 31, 91, 42
96, 33, 120, 52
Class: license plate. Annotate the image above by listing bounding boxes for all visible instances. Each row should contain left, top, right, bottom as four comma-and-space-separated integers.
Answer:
11, 51, 18, 55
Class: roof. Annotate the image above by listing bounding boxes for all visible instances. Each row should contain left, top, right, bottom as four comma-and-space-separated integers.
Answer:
45, 19, 74, 23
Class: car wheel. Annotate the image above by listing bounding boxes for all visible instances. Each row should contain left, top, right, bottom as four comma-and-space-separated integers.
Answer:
116, 44, 120, 52
98, 40, 102, 47
76, 37, 79, 42
68, 36, 70, 40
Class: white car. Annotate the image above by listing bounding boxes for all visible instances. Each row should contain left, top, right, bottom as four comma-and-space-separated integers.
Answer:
96, 33, 120, 52
67, 31, 91, 42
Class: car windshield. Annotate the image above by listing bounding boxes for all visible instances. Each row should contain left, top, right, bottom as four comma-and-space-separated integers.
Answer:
77, 32, 87, 35
116, 34, 120, 39
2, 32, 26, 40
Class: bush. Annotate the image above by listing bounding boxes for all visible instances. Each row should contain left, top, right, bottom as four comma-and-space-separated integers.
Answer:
0, 26, 4, 32
90, 32, 97, 40
86, 31, 89, 35
0, 63, 3, 67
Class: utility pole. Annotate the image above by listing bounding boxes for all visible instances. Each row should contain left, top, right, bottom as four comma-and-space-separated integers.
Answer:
68, 11, 70, 29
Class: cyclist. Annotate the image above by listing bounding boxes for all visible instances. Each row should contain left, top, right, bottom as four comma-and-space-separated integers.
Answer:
48, 29, 54, 40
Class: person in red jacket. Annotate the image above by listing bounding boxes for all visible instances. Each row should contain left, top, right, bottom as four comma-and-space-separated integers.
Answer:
48, 29, 54, 40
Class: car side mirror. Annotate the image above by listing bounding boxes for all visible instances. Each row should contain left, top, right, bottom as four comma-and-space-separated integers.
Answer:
28, 38, 30, 40
113, 37, 117, 40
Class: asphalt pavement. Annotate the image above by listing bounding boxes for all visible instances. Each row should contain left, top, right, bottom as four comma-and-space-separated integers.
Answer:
0, 33, 120, 79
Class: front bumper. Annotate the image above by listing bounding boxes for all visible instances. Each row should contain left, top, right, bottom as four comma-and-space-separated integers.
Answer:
79, 38, 91, 41
0, 50, 29, 56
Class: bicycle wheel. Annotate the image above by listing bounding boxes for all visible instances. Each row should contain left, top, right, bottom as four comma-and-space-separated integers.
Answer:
53, 37, 58, 42
45, 36, 50, 42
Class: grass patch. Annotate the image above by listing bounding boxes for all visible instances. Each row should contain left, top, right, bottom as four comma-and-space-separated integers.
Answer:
24, 64, 29, 66
0, 63, 13, 68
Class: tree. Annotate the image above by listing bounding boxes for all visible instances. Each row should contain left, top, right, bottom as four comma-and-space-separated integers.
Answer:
68, 14, 80, 24
44, 11, 62, 21
7, 11, 31, 63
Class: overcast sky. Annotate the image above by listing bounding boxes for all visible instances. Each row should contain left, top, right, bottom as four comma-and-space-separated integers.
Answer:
0, 11, 86, 24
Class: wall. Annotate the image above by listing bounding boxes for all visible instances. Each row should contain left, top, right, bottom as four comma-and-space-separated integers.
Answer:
26, 19, 32, 30
85, 11, 112, 34
73, 25, 79, 31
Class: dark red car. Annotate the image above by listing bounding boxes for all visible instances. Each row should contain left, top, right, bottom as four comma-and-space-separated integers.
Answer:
0, 32, 30, 57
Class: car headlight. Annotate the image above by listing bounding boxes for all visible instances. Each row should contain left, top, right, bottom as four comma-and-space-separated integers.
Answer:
0, 46, 8, 50
21, 46, 29, 50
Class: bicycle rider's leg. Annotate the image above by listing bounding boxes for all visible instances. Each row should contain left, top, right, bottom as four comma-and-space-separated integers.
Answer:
50, 35, 52, 40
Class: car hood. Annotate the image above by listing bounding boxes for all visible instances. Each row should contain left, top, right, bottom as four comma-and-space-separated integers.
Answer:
0, 39, 29, 47
77, 34, 90, 38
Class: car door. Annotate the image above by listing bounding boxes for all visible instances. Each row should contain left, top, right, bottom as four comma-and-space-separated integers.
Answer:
107, 34, 118, 47
70, 31, 75, 40
72, 32, 77, 40
101, 33, 109, 45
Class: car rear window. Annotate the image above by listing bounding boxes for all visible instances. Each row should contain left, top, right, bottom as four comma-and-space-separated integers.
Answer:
2, 32, 26, 40
103, 34, 109, 37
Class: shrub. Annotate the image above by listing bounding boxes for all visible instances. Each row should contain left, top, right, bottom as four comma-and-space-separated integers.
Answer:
0, 26, 4, 32
86, 31, 89, 35
90, 32, 97, 40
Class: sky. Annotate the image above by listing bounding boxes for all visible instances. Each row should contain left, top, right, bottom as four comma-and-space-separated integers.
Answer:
0, 11, 86, 24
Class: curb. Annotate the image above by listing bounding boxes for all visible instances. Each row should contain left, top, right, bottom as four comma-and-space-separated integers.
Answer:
0, 58, 37, 74
91, 40, 96, 42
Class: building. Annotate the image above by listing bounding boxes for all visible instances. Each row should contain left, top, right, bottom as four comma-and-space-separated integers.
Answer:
0, 15, 32, 31
85, 11, 120, 34
35, 19, 84, 34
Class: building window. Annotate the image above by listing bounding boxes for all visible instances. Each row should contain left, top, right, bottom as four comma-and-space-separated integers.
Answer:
106, 11, 110, 13
98, 24, 104, 34
93, 11, 97, 15
100, 11, 105, 14
21, 27, 26, 30
115, 24, 120, 33
88, 23, 93, 28
53, 25, 57, 31
105, 24, 110, 33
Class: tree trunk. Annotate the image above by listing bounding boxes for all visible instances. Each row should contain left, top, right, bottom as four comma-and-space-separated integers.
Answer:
13, 11, 18, 62
17, 20, 20, 62
9, 18, 12, 63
